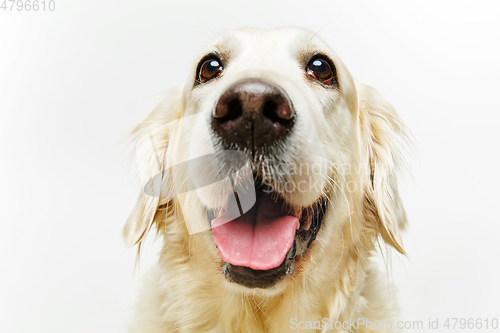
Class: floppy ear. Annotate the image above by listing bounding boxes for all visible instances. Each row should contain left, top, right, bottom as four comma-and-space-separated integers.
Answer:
123, 87, 183, 247
123, 193, 161, 247
357, 83, 408, 255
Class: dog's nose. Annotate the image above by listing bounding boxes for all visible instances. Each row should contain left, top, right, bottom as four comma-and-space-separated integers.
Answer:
212, 79, 295, 150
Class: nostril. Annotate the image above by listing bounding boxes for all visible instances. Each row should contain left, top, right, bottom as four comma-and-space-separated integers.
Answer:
262, 99, 279, 122
226, 99, 243, 120
262, 97, 293, 123
214, 97, 243, 121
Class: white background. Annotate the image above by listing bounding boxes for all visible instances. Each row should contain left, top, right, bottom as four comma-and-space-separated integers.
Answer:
1, 1, 499, 332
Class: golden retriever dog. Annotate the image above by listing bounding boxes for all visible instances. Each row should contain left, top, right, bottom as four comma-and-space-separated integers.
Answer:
124, 26, 408, 333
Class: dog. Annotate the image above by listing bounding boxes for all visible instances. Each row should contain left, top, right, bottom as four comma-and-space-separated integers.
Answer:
124, 26, 409, 333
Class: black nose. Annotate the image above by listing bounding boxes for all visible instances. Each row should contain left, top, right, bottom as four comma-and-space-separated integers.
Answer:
212, 79, 295, 151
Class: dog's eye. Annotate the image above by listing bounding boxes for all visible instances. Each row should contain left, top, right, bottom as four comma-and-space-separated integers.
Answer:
306, 57, 336, 85
198, 58, 223, 83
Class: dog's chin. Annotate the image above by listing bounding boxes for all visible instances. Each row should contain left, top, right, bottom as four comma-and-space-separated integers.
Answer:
207, 184, 327, 290
220, 262, 293, 296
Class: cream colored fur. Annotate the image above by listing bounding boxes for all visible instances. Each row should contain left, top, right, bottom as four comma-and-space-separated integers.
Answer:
124, 27, 408, 333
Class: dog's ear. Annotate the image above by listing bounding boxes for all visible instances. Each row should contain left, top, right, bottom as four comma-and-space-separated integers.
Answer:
123, 192, 160, 247
123, 87, 183, 247
357, 83, 408, 255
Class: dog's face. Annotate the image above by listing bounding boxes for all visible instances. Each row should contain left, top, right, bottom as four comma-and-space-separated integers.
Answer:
125, 27, 406, 294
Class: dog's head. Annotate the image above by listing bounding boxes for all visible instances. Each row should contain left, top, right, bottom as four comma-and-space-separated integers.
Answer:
124, 27, 407, 293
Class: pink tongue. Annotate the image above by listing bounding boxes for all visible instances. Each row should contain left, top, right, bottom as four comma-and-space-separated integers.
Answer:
211, 193, 298, 271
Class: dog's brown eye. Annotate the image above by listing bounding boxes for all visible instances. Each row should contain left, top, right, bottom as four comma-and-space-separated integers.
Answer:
198, 58, 223, 83
306, 57, 336, 85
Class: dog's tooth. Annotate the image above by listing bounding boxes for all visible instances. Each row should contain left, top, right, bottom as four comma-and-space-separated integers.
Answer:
295, 208, 302, 229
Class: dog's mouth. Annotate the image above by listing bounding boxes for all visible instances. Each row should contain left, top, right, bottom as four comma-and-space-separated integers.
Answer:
207, 183, 327, 289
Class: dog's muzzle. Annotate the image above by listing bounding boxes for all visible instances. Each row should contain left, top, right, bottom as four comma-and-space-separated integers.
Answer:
207, 78, 327, 289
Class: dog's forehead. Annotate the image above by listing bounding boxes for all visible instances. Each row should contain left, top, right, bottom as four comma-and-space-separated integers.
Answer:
210, 26, 332, 67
